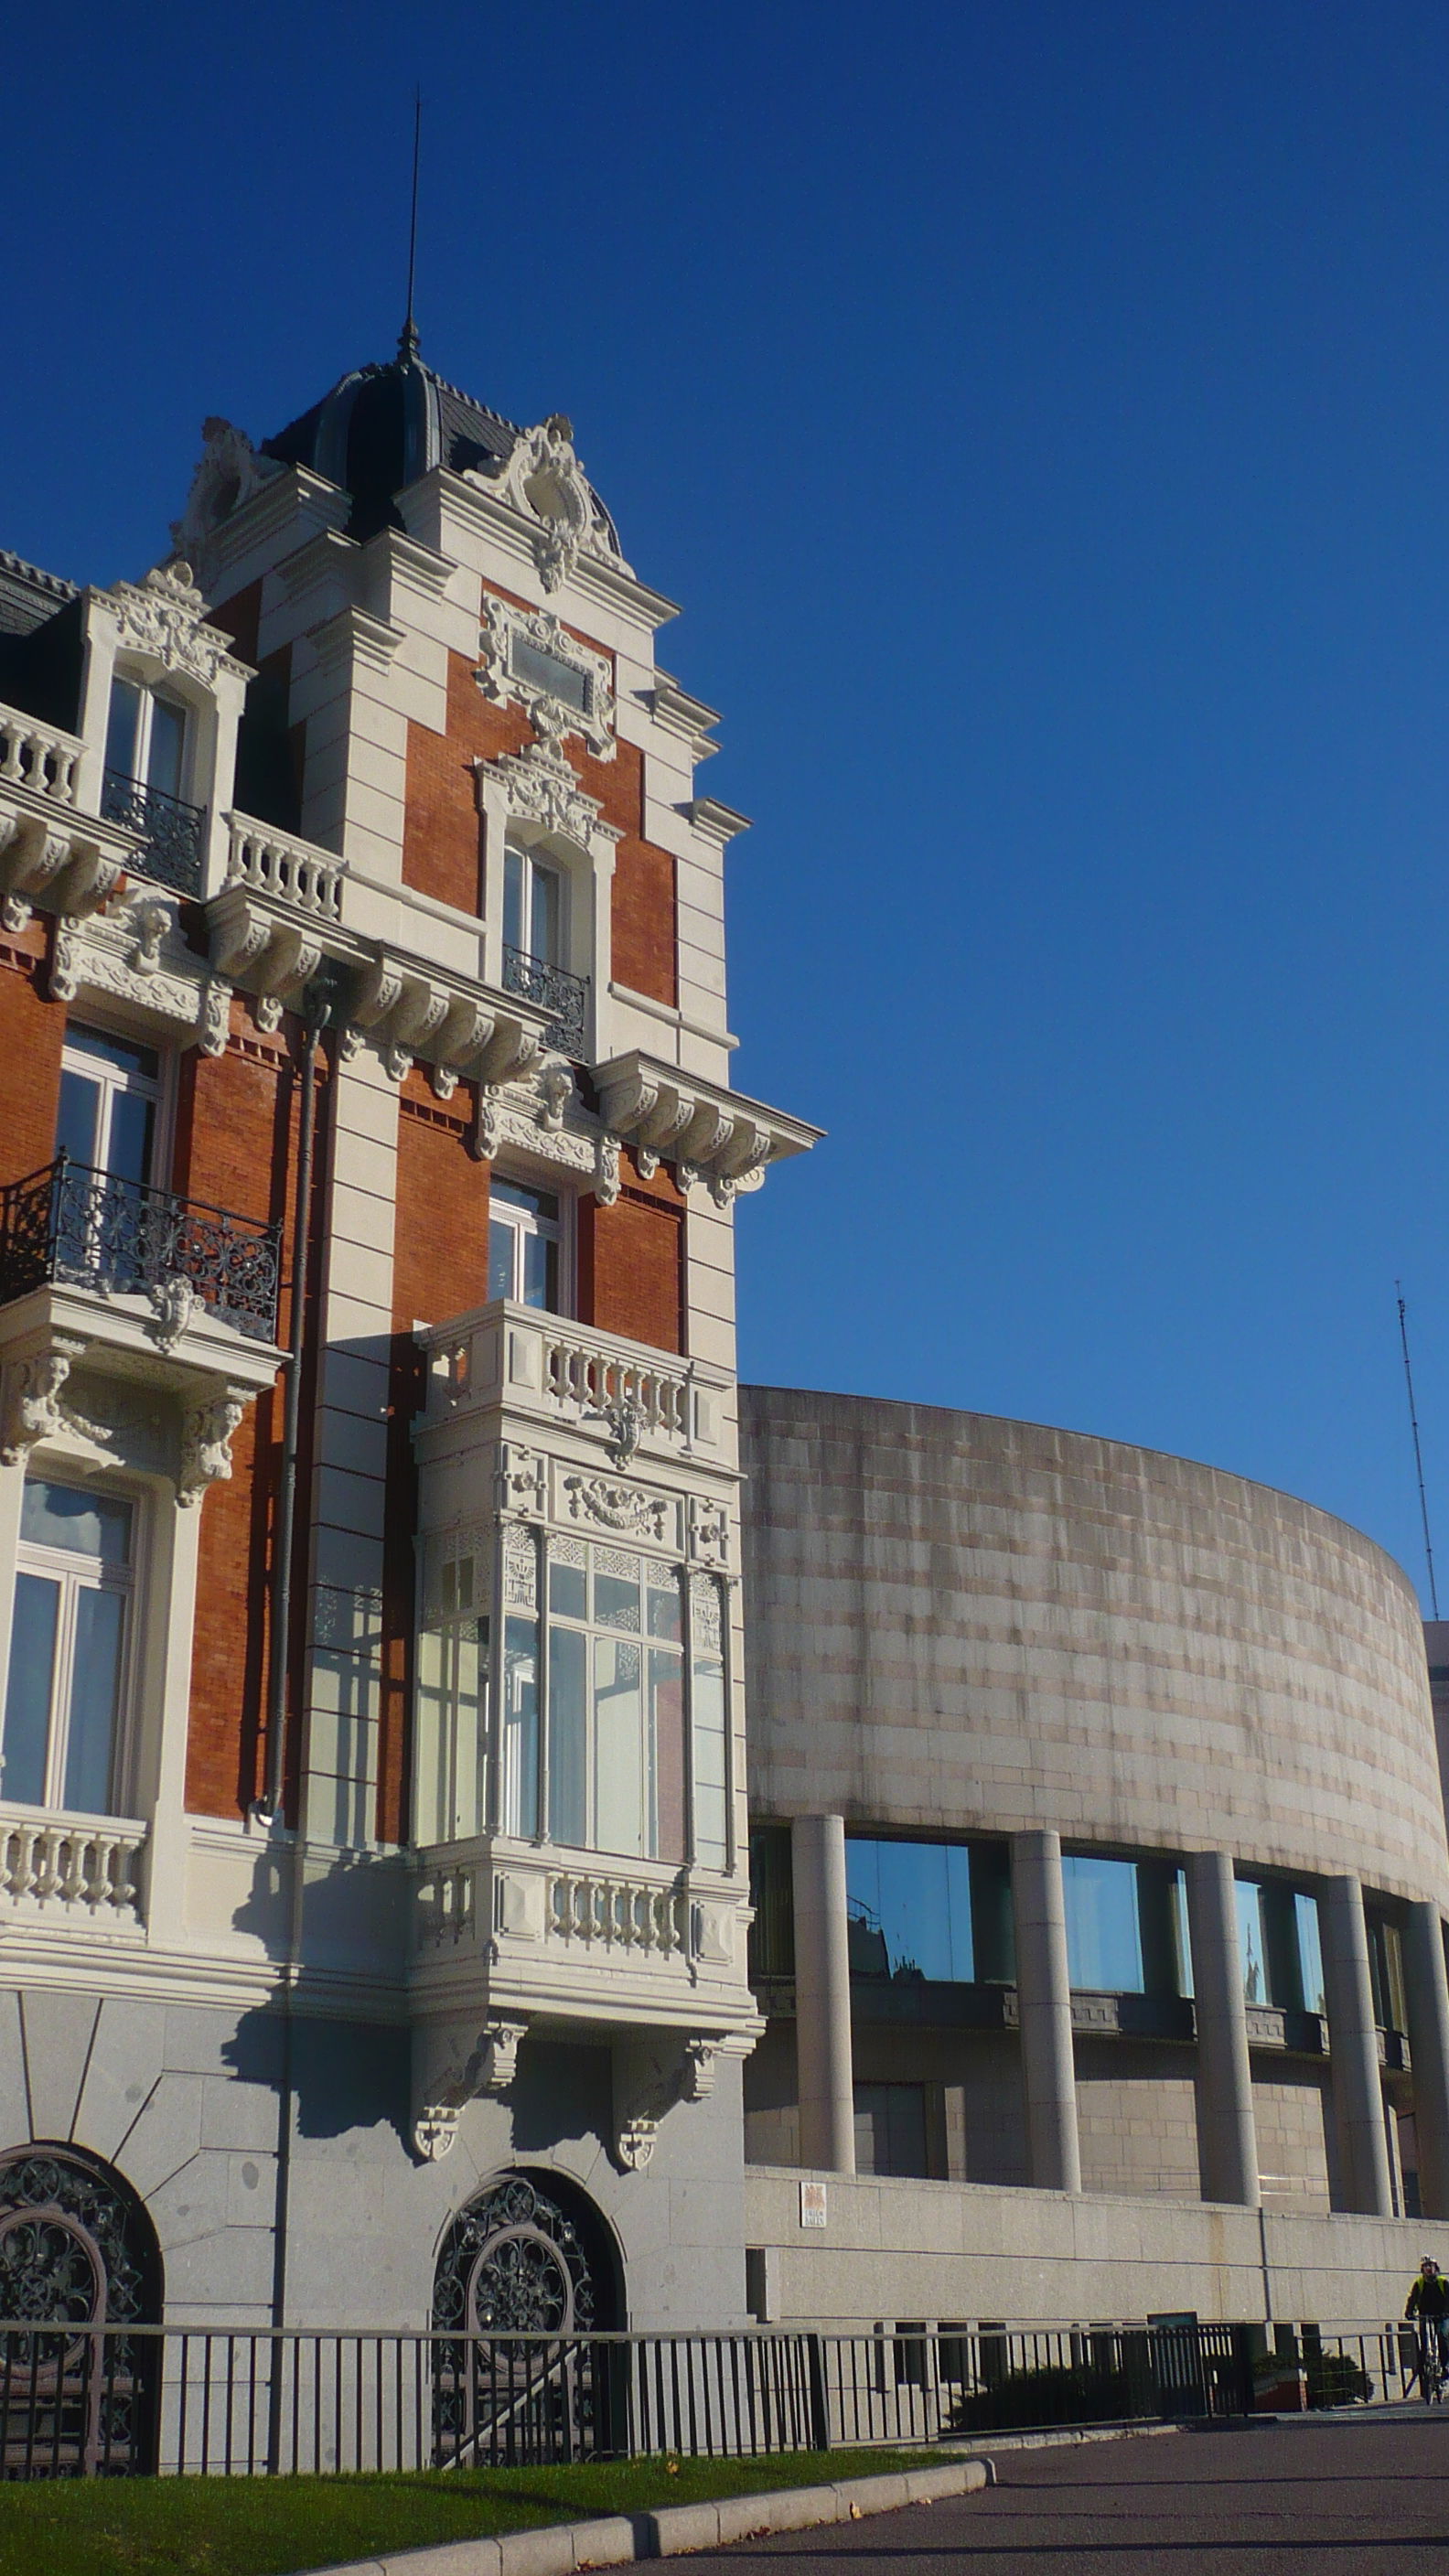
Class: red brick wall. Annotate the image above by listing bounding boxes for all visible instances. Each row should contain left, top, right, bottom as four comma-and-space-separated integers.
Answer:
177, 1004, 315, 1819
581, 1152, 686, 1355
0, 926, 64, 1184
402, 634, 679, 1011
377, 1086, 490, 1844
402, 649, 531, 911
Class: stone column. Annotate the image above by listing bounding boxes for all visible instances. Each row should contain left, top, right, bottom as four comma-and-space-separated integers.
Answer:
1402, 1903, 1449, 2219
1012, 1830, 1081, 2194
1321, 1875, 1393, 2216
1185, 1851, 1260, 2206
791, 1814, 855, 2175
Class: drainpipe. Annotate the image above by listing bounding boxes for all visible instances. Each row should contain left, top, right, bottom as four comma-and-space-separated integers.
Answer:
256, 980, 332, 1826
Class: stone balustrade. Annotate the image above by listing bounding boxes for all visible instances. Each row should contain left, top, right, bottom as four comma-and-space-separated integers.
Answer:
0, 702, 82, 807
423, 1301, 724, 1463
224, 814, 346, 919
0, 1809, 147, 1919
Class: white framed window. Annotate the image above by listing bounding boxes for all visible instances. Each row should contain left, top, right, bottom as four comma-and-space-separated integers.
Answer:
104, 674, 189, 804
1, 1479, 136, 1816
415, 1551, 489, 1846
544, 1537, 684, 1862
57, 1026, 162, 1189
488, 1178, 565, 1314
503, 845, 565, 970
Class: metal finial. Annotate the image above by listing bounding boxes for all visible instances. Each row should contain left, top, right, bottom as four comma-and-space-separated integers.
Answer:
400, 90, 422, 363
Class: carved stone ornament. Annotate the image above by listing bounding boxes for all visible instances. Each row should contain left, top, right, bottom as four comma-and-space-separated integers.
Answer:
48, 894, 209, 1036
1, 1338, 89, 1467
147, 1276, 197, 1354
563, 1475, 670, 1542
477, 596, 617, 760
688, 1496, 732, 1570
411, 2019, 529, 2164
586, 1401, 643, 1471
497, 1443, 548, 1520
2, 818, 122, 935
106, 559, 242, 690
486, 735, 606, 849
612, 2034, 741, 2176
177, 1384, 250, 1508
483, 414, 630, 594
595, 1133, 621, 1208
169, 417, 276, 570
470, 1070, 596, 1177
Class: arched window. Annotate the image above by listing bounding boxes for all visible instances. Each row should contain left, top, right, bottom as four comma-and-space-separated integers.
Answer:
0, 2143, 162, 2475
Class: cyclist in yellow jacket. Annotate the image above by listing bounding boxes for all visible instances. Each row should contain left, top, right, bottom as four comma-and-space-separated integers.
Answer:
1405, 2256, 1449, 2387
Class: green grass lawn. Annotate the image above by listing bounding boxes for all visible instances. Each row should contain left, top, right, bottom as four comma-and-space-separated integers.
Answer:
0, 2446, 948, 2576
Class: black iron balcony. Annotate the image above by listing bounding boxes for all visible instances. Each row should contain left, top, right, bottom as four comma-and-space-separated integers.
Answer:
501, 946, 589, 1060
100, 770, 206, 898
0, 1156, 281, 1344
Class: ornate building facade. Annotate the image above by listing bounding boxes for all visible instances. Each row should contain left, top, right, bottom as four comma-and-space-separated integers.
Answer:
0, 338, 816, 2339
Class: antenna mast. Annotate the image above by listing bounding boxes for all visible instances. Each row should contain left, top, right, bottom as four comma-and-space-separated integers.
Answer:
400, 91, 422, 361
1398, 1282, 1440, 1617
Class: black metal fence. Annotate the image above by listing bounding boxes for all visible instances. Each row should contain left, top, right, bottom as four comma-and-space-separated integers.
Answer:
0, 1156, 282, 1343
1, 2313, 1400, 2481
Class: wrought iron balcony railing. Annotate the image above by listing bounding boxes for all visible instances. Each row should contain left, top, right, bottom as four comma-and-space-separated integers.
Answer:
100, 770, 206, 898
0, 1156, 281, 1344
500, 945, 589, 1060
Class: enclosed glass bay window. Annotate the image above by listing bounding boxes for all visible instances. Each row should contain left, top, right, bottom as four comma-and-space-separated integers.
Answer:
413, 1527, 730, 1867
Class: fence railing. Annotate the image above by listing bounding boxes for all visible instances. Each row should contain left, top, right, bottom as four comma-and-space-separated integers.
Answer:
0, 2315, 1375, 2482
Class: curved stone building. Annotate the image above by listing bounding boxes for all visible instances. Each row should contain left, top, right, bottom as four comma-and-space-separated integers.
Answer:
740, 1387, 1449, 2320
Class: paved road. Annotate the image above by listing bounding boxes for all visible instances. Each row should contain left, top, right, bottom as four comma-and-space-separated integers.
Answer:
698, 2414, 1449, 2572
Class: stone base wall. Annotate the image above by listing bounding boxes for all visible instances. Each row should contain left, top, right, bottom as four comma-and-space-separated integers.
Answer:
744, 2163, 1431, 2325
0, 1986, 747, 2334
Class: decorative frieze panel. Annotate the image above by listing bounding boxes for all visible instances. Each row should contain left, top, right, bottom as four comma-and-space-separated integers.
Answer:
101, 560, 248, 692
477, 598, 616, 761
49, 888, 225, 1046
558, 1471, 677, 1547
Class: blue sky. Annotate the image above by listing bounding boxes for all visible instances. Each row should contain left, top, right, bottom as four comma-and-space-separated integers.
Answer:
8, 0, 1449, 1599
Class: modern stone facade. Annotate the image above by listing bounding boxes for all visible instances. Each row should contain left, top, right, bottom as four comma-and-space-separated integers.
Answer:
739, 1385, 1449, 2318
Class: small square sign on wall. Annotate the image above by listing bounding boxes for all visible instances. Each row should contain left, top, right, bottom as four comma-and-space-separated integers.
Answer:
800, 2181, 828, 2228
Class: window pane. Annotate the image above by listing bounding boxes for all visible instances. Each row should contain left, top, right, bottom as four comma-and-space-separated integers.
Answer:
146, 696, 186, 800
530, 862, 561, 965
595, 1558, 640, 1632
414, 1619, 488, 1845
547, 1624, 588, 1849
1063, 1854, 1143, 1993
503, 847, 524, 954
593, 1636, 644, 1857
648, 1573, 682, 1644
1236, 1880, 1266, 2005
105, 1088, 155, 1191
847, 1838, 961, 1982
501, 1614, 539, 1838
1297, 1892, 1326, 2017
488, 1217, 516, 1302
65, 1028, 158, 1082
548, 1553, 587, 1624
104, 678, 142, 779
690, 1648, 727, 1869
649, 1646, 684, 1863
62, 1585, 125, 1815
2, 1573, 59, 1805
521, 1229, 554, 1311
21, 1483, 132, 1564
492, 1180, 558, 1220
56, 1068, 101, 1168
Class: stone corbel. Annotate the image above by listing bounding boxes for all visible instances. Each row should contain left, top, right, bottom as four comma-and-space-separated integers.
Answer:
1, 1336, 90, 1467
411, 2018, 530, 2163
177, 1382, 251, 1508
611, 2033, 745, 2174
2, 817, 123, 937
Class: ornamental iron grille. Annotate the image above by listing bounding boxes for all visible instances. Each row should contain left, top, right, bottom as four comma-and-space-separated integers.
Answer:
99, 771, 206, 898
432, 2174, 614, 2465
0, 1155, 282, 1344
0, 2145, 161, 2477
500, 947, 589, 1062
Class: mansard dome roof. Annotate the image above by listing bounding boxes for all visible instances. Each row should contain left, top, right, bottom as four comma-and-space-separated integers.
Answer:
261, 333, 624, 557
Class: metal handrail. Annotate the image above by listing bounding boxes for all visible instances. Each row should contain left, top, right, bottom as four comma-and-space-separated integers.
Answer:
0, 1154, 282, 1343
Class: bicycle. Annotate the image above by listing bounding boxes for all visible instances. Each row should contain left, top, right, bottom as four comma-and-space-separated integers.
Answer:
1411, 2322, 1446, 2405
